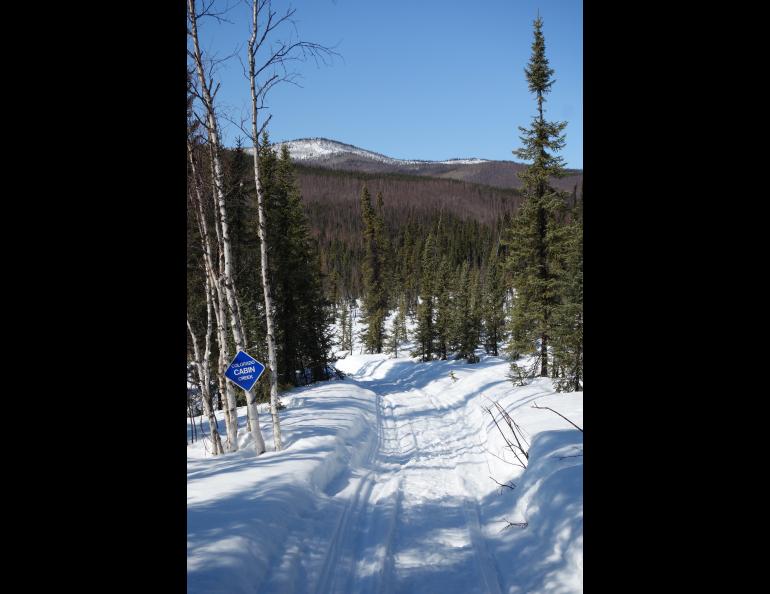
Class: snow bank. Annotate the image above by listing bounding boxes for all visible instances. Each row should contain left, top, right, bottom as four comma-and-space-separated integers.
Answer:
187, 381, 378, 593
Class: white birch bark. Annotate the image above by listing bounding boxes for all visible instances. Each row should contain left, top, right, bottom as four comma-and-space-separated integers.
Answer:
203, 145, 245, 452
189, 0, 266, 455
210, 277, 239, 452
186, 270, 221, 455
248, 0, 282, 451
187, 305, 223, 456
188, 138, 239, 452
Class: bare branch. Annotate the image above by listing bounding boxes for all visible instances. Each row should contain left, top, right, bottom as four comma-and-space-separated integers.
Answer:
189, 0, 238, 24
257, 113, 272, 138
492, 401, 529, 460
531, 401, 583, 432
556, 453, 583, 461
484, 404, 528, 468
482, 445, 526, 469
498, 521, 529, 532
489, 476, 517, 493
220, 111, 254, 143
245, 0, 340, 110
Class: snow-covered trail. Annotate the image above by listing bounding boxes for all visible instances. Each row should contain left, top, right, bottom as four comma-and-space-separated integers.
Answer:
303, 357, 504, 594
188, 351, 583, 594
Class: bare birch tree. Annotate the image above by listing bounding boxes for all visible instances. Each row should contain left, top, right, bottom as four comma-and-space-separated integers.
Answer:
246, 0, 337, 452
187, 273, 225, 455
188, 0, 266, 454
188, 131, 240, 452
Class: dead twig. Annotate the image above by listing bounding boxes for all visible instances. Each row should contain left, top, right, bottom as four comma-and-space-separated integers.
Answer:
489, 476, 517, 493
482, 445, 526, 469
498, 520, 528, 533
556, 453, 583, 461
531, 401, 583, 432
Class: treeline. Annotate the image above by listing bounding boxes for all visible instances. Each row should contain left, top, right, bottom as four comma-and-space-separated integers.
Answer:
213, 150, 521, 307
349, 15, 583, 392
342, 180, 583, 391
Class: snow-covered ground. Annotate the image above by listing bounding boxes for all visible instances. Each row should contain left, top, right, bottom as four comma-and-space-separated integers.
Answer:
188, 322, 583, 593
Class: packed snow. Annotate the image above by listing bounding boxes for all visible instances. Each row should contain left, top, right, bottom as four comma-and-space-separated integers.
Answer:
264, 138, 489, 166
187, 312, 583, 593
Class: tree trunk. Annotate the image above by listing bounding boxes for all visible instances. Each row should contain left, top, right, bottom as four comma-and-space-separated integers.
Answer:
215, 306, 240, 452
187, 317, 224, 456
574, 344, 582, 392
248, 0, 282, 452
188, 276, 224, 455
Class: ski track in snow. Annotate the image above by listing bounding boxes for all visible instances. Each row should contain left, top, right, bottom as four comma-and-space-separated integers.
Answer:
188, 349, 583, 594
384, 380, 504, 594
304, 364, 504, 594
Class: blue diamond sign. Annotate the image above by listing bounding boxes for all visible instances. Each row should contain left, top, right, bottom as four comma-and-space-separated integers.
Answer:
225, 350, 266, 392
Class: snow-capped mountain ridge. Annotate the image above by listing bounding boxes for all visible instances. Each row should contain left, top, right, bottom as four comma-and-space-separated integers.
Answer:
269, 137, 490, 166
243, 136, 582, 193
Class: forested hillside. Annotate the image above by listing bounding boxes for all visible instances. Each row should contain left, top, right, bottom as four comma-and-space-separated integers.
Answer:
212, 154, 579, 307
269, 137, 583, 192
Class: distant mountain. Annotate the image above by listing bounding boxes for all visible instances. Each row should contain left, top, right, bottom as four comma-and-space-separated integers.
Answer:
264, 137, 582, 193
271, 138, 488, 166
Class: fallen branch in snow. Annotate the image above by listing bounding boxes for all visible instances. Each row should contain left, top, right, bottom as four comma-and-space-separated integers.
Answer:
498, 521, 528, 532
484, 399, 529, 469
483, 445, 526, 469
489, 476, 517, 493
531, 401, 583, 432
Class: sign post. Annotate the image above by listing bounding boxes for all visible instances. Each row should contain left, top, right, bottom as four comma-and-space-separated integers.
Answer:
225, 350, 266, 392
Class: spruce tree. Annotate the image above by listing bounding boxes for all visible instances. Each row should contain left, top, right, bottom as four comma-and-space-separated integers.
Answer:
469, 266, 483, 360
551, 189, 583, 391
434, 256, 453, 360
396, 225, 416, 307
450, 261, 480, 363
413, 233, 437, 361
482, 244, 507, 356
387, 294, 409, 358
224, 139, 266, 364
258, 137, 333, 386
359, 186, 388, 353
505, 15, 568, 377
339, 300, 352, 354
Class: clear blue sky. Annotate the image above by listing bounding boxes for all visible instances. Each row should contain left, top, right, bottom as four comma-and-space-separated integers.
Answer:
194, 0, 582, 169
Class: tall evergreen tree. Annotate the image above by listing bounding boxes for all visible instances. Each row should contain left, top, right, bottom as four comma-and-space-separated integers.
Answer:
339, 298, 355, 354
505, 15, 568, 377
483, 243, 507, 356
551, 189, 583, 391
259, 137, 333, 386
225, 137, 267, 367
386, 294, 409, 358
413, 233, 437, 361
469, 266, 483, 359
359, 186, 388, 353
434, 256, 453, 360
449, 261, 480, 363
